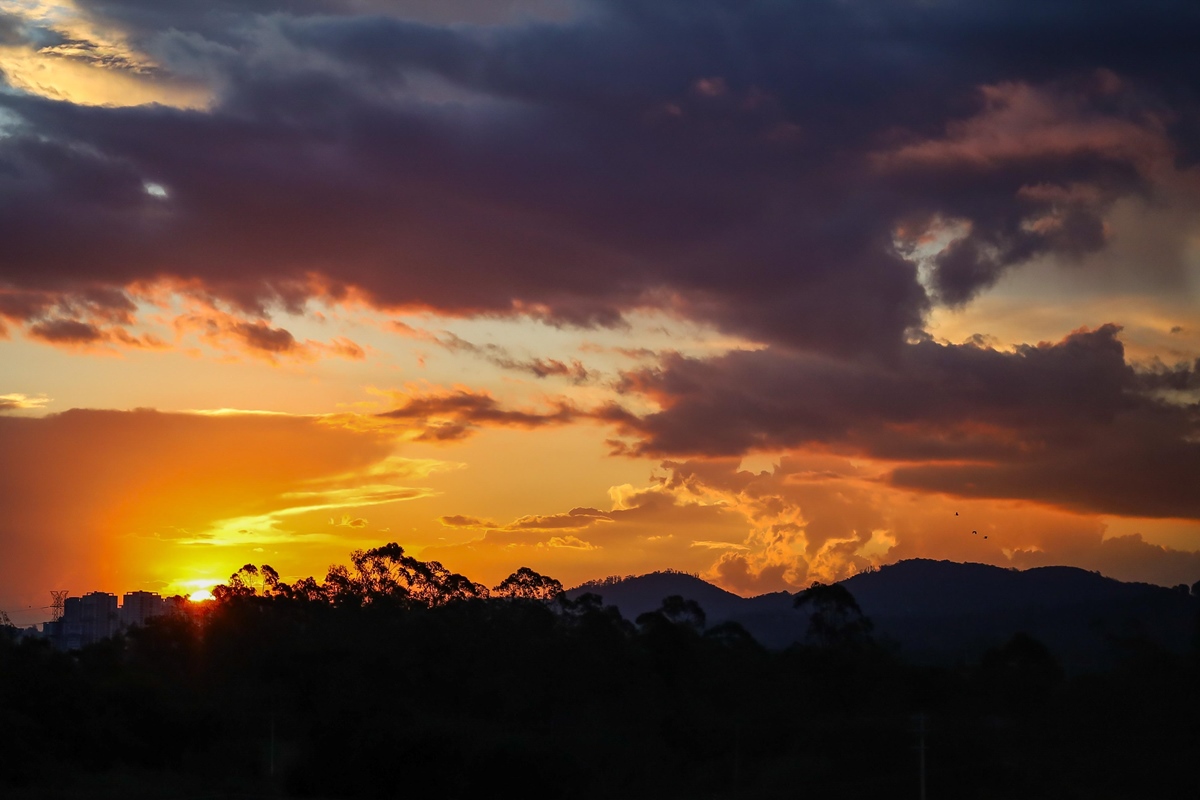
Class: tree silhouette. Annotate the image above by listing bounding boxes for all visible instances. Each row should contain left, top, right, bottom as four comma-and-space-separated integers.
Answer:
494, 567, 564, 601
793, 581, 873, 648
213, 564, 262, 600
658, 595, 706, 631
213, 543, 489, 609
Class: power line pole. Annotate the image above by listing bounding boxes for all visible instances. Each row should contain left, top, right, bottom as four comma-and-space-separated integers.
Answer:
50, 590, 68, 622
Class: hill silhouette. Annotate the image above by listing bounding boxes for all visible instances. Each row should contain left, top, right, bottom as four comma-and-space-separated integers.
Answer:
570, 570, 751, 620
569, 559, 1200, 669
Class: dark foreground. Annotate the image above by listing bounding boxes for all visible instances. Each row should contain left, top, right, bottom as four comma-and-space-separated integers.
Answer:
3, 548, 1199, 799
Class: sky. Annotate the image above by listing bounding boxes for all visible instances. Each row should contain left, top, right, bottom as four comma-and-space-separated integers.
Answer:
1, 0, 1199, 624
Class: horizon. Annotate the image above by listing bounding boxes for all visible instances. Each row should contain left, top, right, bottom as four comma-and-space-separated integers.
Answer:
2, 1, 1199, 620
3, 553, 1180, 630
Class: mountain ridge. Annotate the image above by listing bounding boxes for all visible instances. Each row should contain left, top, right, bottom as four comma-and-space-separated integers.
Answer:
566, 558, 1200, 669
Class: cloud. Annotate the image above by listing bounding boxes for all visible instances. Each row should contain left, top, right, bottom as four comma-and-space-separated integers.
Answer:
2, 1, 1192, 359
544, 535, 597, 550
74, 0, 576, 35
657, 457, 1200, 593
397, 326, 596, 383
26, 317, 166, 350
438, 514, 498, 529
378, 385, 581, 441
879, 80, 1169, 173
0, 2, 211, 108
507, 507, 613, 530
420, 477, 750, 588
1008, 532, 1200, 588
437, 507, 611, 532
710, 553, 794, 595
879, 78, 1176, 305
0, 393, 51, 412
608, 325, 1200, 520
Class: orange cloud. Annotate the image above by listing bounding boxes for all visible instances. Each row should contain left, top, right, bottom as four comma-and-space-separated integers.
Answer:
877, 80, 1171, 175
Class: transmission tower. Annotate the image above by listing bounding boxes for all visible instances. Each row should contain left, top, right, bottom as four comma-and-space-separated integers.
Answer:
50, 590, 69, 622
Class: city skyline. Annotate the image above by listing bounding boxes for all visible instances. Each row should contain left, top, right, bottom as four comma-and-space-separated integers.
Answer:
2, 0, 1199, 615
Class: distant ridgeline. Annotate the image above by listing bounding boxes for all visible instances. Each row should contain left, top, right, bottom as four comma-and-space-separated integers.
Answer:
3, 546, 1200, 799
567, 558, 1200, 671
572, 568, 701, 591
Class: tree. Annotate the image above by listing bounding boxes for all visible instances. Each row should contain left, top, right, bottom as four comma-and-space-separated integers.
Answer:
793, 582, 873, 648
659, 595, 706, 631
261, 565, 281, 596
319, 544, 488, 607
213, 564, 262, 601
493, 567, 564, 601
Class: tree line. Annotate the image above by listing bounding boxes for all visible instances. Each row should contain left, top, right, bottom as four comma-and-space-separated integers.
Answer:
2, 543, 1199, 799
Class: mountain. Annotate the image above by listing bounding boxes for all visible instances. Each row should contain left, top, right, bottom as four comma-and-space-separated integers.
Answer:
568, 571, 754, 622
567, 559, 1200, 670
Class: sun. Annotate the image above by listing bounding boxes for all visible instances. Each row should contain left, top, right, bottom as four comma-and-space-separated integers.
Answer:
188, 589, 215, 602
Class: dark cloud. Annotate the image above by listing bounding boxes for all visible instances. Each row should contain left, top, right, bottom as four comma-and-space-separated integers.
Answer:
2, 1, 1193, 355
0, 13, 24, 46
425, 330, 596, 382
610, 326, 1200, 519
27, 318, 106, 345
232, 321, 298, 354
74, 0, 574, 36
1009, 533, 1200, 588
0, 13, 67, 49
379, 388, 580, 441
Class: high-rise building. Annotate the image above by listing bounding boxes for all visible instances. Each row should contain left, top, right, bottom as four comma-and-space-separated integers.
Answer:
47, 591, 119, 650
120, 591, 164, 628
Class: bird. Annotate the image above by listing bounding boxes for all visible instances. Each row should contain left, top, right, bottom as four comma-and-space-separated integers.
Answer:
955, 512, 958, 516
972, 530, 977, 535
984, 535, 989, 540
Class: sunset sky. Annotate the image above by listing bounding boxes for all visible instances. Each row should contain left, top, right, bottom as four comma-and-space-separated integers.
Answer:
2, 0, 1199, 625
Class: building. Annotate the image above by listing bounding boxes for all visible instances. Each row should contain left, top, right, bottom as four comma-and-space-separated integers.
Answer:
45, 590, 173, 650
120, 591, 164, 628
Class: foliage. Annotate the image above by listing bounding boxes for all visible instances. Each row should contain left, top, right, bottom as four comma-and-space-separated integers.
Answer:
212, 542, 489, 608
793, 581, 874, 648
493, 566, 564, 601
3, 546, 1199, 799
